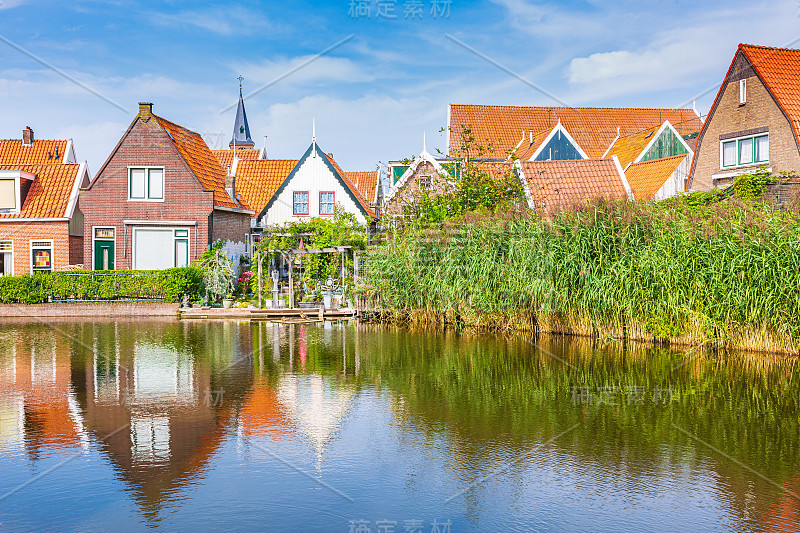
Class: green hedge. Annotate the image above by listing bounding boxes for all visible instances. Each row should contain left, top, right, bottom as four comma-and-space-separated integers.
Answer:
0, 266, 204, 304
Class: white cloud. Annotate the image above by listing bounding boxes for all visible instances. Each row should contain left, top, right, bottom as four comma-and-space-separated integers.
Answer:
0, 0, 26, 10
233, 55, 375, 89
148, 6, 272, 36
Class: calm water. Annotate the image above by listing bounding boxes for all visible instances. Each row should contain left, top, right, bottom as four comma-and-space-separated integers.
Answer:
0, 319, 798, 532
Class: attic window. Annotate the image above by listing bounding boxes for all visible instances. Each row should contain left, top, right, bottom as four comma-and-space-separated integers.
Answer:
645, 131, 654, 139
0, 179, 16, 210
740, 79, 747, 105
240, 126, 245, 134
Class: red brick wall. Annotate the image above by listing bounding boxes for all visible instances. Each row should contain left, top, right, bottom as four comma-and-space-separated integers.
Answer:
0, 221, 70, 275
80, 115, 216, 269
385, 161, 452, 215
211, 209, 251, 244
69, 235, 83, 265
691, 70, 800, 191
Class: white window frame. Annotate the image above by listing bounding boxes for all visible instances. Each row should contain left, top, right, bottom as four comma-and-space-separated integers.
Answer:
29, 239, 54, 273
720, 133, 769, 169
319, 191, 335, 216
127, 167, 165, 202
740, 79, 747, 105
132, 227, 192, 270
0, 170, 28, 214
91, 226, 117, 271
0, 240, 14, 276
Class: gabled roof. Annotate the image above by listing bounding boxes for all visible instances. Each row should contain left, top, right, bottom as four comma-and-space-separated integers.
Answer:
449, 104, 702, 160
153, 114, 242, 210
212, 148, 262, 171
235, 159, 298, 213
0, 163, 85, 219
738, 44, 800, 153
471, 161, 515, 181
604, 125, 660, 168
346, 171, 379, 205
625, 154, 688, 201
511, 128, 552, 161
257, 143, 377, 221
0, 139, 70, 166
518, 159, 630, 210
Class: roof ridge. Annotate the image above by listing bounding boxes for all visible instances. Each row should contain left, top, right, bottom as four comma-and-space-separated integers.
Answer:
451, 104, 696, 112
153, 114, 202, 137
741, 43, 800, 52
629, 154, 687, 165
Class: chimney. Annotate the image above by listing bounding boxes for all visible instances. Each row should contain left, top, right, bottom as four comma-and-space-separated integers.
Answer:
138, 102, 153, 117
529, 129, 534, 144
22, 126, 33, 146
616, 126, 620, 137
225, 174, 236, 201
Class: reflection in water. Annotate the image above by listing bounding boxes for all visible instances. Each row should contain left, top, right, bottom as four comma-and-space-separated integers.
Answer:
0, 319, 798, 531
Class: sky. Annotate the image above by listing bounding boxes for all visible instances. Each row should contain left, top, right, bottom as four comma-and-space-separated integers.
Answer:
0, 0, 798, 174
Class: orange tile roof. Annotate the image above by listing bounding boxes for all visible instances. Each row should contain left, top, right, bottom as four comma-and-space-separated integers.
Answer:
211, 148, 261, 171
235, 159, 298, 213
471, 161, 515, 181
323, 152, 377, 219
0, 139, 68, 166
625, 154, 687, 201
449, 105, 701, 160
511, 128, 553, 161
0, 163, 81, 218
519, 159, 628, 210
153, 115, 240, 210
346, 171, 378, 204
740, 44, 800, 155
605, 125, 660, 168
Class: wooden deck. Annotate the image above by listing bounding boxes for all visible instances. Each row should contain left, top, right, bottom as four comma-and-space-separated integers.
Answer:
179, 307, 357, 321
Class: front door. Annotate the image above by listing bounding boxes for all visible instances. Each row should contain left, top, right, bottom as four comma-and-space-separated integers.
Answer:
94, 241, 115, 270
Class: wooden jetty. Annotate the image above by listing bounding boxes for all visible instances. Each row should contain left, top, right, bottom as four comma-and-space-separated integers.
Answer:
179, 307, 357, 322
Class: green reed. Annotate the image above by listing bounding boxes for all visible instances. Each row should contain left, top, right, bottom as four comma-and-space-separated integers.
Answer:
363, 199, 800, 354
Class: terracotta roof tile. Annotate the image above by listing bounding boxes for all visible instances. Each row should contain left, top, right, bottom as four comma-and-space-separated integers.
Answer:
153, 115, 240, 209
512, 128, 552, 161
212, 148, 261, 171
604, 125, 660, 168
0, 164, 81, 218
346, 171, 379, 204
324, 153, 376, 219
450, 105, 701, 160
625, 155, 687, 201
519, 159, 628, 210
0, 139, 69, 166
235, 159, 298, 213
471, 161, 515, 181
741, 44, 800, 154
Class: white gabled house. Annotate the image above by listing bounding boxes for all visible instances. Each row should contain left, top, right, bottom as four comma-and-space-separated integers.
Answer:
255, 136, 377, 228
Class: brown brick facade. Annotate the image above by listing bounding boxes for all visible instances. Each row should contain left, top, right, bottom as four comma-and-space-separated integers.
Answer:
211, 209, 250, 244
385, 161, 453, 215
0, 221, 70, 275
81, 114, 234, 270
690, 53, 800, 191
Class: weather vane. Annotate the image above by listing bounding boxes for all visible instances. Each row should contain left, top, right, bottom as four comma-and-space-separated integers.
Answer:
237, 75, 244, 91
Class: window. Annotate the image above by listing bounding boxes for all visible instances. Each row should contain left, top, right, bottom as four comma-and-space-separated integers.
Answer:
133, 228, 191, 270
128, 168, 164, 201
319, 192, 335, 215
0, 241, 12, 276
740, 79, 747, 104
293, 192, 309, 215
30, 240, 53, 273
175, 230, 189, 267
721, 134, 769, 168
251, 234, 262, 256
0, 179, 16, 210
419, 174, 432, 189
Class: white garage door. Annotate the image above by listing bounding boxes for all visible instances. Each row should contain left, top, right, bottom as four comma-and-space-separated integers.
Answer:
134, 229, 175, 270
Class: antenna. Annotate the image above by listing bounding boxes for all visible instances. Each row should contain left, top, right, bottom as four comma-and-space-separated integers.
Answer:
423, 131, 427, 153
312, 118, 316, 157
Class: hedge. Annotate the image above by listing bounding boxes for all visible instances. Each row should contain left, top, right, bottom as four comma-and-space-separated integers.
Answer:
0, 266, 204, 304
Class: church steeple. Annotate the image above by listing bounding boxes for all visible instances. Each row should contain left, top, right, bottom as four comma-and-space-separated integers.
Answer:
230, 76, 255, 149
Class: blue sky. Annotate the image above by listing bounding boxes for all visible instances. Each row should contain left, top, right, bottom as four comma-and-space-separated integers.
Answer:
0, 0, 798, 173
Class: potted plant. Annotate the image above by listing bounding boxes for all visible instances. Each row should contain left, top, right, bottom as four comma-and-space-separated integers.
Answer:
222, 293, 234, 309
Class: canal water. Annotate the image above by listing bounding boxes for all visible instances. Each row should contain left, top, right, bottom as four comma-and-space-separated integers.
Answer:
0, 320, 798, 532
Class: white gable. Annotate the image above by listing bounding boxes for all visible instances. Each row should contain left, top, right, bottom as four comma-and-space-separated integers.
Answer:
261, 149, 368, 226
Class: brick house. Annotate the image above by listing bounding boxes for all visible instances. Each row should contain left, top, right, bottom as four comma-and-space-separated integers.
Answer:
0, 127, 90, 275
80, 103, 253, 271
689, 44, 800, 191
384, 144, 459, 216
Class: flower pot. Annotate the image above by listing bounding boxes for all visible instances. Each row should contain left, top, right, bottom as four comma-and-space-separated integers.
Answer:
222, 299, 233, 309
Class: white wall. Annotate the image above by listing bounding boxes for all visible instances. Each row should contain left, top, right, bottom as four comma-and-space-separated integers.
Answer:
262, 152, 368, 226
654, 155, 692, 201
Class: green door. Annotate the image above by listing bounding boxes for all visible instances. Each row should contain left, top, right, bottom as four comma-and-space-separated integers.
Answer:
94, 241, 115, 270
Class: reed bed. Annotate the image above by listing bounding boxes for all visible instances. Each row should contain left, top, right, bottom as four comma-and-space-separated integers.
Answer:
362, 198, 800, 355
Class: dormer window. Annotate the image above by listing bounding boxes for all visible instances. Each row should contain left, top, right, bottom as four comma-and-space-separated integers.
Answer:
0, 170, 33, 214
740, 79, 747, 105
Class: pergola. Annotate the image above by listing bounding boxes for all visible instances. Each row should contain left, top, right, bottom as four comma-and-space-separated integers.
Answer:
254, 245, 353, 308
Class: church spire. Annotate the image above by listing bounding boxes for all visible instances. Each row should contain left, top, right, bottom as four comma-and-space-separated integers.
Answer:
230, 76, 255, 149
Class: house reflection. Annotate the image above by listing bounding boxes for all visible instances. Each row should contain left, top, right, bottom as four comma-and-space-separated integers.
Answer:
0, 328, 86, 459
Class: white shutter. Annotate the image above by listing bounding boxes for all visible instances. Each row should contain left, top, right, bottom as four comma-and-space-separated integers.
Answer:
134, 229, 174, 270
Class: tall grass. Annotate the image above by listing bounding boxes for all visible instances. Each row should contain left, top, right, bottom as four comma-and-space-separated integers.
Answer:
362, 198, 800, 354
